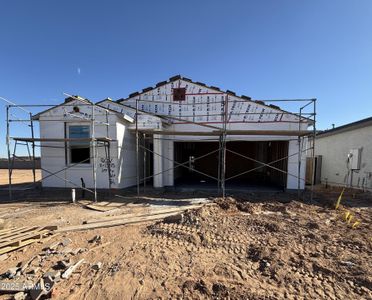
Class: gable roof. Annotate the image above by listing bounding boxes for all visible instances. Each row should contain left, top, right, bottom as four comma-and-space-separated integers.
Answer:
32, 96, 91, 120
317, 116, 372, 138
118, 74, 259, 103
32, 96, 121, 120
117, 75, 313, 124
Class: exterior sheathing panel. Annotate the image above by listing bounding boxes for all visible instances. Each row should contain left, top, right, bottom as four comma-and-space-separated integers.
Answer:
121, 79, 309, 136
98, 100, 163, 131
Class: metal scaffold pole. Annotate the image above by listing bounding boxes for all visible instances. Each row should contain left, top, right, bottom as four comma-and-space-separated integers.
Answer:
221, 94, 228, 199
136, 99, 140, 198
143, 133, 146, 192
6, 106, 12, 201
297, 108, 303, 200
105, 110, 112, 197
92, 102, 97, 202
105, 141, 112, 197
29, 112, 37, 187
310, 98, 317, 201
217, 134, 222, 193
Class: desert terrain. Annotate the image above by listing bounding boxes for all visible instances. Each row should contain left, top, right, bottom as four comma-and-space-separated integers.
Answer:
0, 170, 370, 299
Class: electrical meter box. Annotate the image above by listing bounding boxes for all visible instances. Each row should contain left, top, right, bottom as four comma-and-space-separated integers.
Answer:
349, 148, 361, 170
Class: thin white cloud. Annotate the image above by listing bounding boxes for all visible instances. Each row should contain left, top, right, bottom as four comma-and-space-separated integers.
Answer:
77, 67, 81, 75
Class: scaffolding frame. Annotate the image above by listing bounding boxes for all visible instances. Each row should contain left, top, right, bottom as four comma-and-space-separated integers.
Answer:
4, 94, 317, 202
132, 95, 317, 201
5, 97, 114, 202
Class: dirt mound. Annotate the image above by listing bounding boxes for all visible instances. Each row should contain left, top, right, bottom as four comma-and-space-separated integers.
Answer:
215, 196, 238, 210
215, 196, 261, 214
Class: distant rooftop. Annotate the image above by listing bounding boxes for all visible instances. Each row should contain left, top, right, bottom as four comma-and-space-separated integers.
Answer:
317, 116, 372, 138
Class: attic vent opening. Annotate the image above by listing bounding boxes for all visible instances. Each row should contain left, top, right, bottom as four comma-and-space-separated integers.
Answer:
173, 88, 186, 101
73, 106, 80, 113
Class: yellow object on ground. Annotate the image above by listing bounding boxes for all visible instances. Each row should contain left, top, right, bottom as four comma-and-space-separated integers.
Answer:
335, 188, 345, 209
344, 211, 350, 221
352, 221, 360, 229
347, 214, 354, 223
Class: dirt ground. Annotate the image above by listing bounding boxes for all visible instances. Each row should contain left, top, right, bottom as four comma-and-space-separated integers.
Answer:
0, 171, 371, 299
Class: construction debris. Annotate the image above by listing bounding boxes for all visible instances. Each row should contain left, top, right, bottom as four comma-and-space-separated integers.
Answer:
29, 277, 51, 300
20, 255, 37, 273
5, 267, 19, 279
91, 262, 103, 270
13, 292, 27, 300
80, 200, 126, 212
43, 270, 61, 281
0, 226, 57, 255
83, 203, 209, 225
56, 204, 210, 233
61, 259, 85, 279
88, 235, 102, 244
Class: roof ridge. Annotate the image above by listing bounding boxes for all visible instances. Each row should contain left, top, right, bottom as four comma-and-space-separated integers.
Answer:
120, 75, 254, 103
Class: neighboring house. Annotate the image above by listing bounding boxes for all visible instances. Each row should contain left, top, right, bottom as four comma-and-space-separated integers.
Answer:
33, 75, 313, 191
315, 117, 372, 190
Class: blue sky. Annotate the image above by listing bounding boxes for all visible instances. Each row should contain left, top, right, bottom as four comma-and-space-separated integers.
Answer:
1, 0, 372, 157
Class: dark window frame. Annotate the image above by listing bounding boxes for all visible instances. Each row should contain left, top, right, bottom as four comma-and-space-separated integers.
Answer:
68, 125, 91, 165
173, 88, 186, 101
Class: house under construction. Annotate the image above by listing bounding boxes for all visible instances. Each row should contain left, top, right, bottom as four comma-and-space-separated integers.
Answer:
6, 75, 316, 200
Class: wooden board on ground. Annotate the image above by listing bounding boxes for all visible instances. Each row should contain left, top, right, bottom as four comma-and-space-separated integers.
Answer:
84, 204, 119, 212
0, 225, 57, 255
57, 211, 181, 233
0, 226, 40, 241
0, 238, 42, 255
79, 200, 127, 212
84, 203, 209, 224
0, 226, 25, 235
57, 203, 213, 233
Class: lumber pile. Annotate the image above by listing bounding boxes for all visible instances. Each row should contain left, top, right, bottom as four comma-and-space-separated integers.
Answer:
57, 203, 212, 233
0, 226, 57, 255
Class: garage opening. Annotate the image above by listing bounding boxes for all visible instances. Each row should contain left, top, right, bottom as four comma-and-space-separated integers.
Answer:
174, 141, 288, 190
